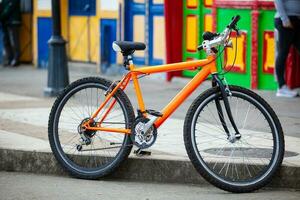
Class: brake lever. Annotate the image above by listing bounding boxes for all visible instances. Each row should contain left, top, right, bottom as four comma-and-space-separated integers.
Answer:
211, 47, 218, 54
234, 27, 240, 36
225, 40, 233, 48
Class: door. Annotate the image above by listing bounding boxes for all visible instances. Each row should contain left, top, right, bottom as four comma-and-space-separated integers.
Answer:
100, 19, 117, 73
37, 18, 52, 69
68, 0, 97, 62
125, 0, 165, 65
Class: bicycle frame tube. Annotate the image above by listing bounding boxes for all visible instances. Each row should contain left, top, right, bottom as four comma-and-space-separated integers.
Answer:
85, 55, 217, 133
130, 55, 216, 128
154, 66, 211, 127
132, 57, 215, 74
154, 60, 215, 127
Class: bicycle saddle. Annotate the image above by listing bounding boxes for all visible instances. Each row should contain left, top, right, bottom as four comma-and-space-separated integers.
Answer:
113, 41, 146, 56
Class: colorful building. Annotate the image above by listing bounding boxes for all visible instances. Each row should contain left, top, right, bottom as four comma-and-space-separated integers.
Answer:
31, 0, 165, 70
177, 0, 300, 90
1, 0, 299, 90
33, 0, 119, 69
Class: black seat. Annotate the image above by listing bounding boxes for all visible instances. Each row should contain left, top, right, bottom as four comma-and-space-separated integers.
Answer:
113, 41, 146, 55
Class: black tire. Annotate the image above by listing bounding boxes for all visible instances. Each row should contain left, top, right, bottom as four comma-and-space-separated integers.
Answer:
48, 77, 135, 179
184, 85, 284, 193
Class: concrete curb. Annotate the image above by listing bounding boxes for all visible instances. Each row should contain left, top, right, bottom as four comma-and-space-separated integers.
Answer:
0, 148, 299, 189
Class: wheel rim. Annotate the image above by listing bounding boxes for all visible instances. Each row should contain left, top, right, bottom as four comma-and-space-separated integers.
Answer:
191, 90, 280, 186
53, 83, 130, 173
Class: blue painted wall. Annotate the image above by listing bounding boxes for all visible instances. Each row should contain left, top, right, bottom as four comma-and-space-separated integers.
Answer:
125, 0, 164, 65
69, 0, 96, 16
125, 0, 145, 65
100, 19, 117, 73
37, 18, 52, 69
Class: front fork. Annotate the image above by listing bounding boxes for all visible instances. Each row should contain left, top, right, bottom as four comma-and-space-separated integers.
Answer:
212, 74, 241, 141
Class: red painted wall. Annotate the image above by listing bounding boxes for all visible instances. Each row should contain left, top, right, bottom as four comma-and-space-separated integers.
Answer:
165, 0, 183, 81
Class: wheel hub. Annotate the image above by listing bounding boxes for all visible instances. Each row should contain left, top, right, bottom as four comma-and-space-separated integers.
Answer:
77, 118, 97, 148
228, 133, 241, 143
78, 118, 97, 137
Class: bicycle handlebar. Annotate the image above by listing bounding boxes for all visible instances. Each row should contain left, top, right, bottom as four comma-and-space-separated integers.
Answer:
228, 15, 240, 29
197, 15, 241, 53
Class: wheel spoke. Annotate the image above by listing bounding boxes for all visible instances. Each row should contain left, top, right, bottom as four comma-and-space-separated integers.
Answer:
187, 87, 283, 189
49, 79, 133, 178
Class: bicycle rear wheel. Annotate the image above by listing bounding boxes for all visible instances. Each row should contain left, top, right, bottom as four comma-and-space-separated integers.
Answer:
48, 77, 135, 179
184, 85, 284, 193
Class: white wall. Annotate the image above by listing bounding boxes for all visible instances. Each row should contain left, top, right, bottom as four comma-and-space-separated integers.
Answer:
100, 0, 118, 11
37, 0, 51, 11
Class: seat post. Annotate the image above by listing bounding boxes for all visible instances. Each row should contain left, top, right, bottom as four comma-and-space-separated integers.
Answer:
123, 54, 134, 70
128, 55, 134, 65
122, 52, 146, 112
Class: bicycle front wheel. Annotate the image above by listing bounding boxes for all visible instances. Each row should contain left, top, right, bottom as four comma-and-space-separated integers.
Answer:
184, 85, 284, 193
48, 77, 135, 179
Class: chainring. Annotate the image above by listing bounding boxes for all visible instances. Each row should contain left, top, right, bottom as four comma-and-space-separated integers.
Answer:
131, 117, 157, 149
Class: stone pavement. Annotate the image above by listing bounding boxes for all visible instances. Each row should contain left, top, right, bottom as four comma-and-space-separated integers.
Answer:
0, 64, 300, 189
1, 172, 300, 200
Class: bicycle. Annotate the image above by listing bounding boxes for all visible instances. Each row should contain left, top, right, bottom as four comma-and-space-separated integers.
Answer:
48, 16, 284, 193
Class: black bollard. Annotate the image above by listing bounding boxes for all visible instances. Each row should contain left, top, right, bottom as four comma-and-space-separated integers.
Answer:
44, 0, 69, 97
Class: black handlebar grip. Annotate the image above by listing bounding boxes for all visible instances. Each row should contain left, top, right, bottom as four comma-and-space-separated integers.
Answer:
228, 15, 241, 29
197, 45, 203, 51
202, 32, 219, 41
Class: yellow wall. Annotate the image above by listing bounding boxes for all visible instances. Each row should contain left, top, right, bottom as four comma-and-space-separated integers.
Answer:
68, 0, 119, 64
263, 32, 275, 73
153, 16, 165, 61
186, 15, 198, 52
69, 16, 90, 62
61, 0, 69, 47
68, 0, 100, 63
68, 16, 100, 62
68, 16, 99, 63
19, 13, 33, 62
133, 15, 146, 58
187, 0, 198, 8
204, 14, 213, 32
225, 32, 247, 72
89, 16, 100, 63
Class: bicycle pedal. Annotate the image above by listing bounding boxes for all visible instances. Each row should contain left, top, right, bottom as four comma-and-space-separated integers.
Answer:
134, 149, 151, 156
146, 109, 163, 117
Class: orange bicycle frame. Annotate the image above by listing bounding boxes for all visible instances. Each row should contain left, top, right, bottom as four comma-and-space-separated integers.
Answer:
84, 55, 217, 134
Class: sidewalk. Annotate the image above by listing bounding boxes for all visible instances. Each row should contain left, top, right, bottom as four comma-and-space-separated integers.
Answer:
0, 64, 300, 189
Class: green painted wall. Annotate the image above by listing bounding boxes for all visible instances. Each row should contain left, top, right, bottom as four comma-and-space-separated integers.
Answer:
182, 1, 278, 90
216, 9, 252, 88
182, 0, 208, 77
258, 10, 277, 90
